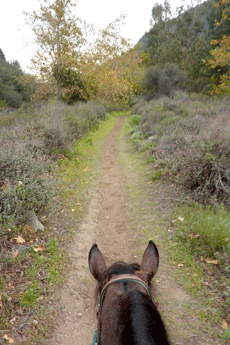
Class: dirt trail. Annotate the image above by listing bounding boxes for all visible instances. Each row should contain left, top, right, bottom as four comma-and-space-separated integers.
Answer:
48, 116, 218, 345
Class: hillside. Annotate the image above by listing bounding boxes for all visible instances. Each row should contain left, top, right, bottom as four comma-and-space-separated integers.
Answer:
137, 0, 230, 92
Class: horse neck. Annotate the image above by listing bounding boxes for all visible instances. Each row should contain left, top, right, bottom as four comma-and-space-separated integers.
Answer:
100, 291, 170, 345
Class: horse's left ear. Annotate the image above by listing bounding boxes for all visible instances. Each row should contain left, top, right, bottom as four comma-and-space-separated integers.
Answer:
88, 244, 107, 282
141, 240, 159, 283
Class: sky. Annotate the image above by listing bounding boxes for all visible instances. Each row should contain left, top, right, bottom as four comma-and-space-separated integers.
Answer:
0, 0, 192, 73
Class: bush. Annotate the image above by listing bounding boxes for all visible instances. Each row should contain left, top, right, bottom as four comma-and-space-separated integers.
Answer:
160, 63, 187, 96
2, 87, 23, 108
0, 147, 55, 226
141, 63, 188, 99
141, 65, 161, 98
130, 93, 230, 206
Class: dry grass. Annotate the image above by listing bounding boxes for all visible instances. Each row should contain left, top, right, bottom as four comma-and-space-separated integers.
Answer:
131, 92, 230, 207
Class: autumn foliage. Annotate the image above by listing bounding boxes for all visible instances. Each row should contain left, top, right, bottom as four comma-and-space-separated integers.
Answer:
206, 0, 230, 94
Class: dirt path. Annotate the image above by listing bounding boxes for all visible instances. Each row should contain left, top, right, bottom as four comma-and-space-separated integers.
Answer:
48, 116, 219, 345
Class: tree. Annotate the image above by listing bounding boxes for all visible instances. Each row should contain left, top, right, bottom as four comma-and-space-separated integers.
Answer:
24, 0, 86, 99
146, 0, 215, 91
206, 0, 230, 94
81, 16, 145, 104
0, 48, 35, 107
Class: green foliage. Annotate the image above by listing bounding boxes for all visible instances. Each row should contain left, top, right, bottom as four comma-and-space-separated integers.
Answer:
0, 49, 35, 107
128, 114, 141, 127
24, 0, 86, 99
53, 65, 90, 103
20, 284, 42, 307
151, 170, 162, 181
141, 63, 187, 98
142, 0, 230, 92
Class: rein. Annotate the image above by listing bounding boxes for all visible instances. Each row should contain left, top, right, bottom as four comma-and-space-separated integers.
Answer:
94, 274, 152, 345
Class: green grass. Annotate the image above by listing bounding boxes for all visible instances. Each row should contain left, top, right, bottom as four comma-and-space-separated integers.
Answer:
174, 203, 230, 259
58, 112, 122, 217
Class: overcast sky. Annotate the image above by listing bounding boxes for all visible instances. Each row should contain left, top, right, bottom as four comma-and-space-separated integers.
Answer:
0, 0, 197, 72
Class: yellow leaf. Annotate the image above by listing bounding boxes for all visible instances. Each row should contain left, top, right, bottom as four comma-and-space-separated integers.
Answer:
2, 184, 8, 192
8, 283, 14, 290
33, 244, 45, 252
13, 236, 25, 244
222, 319, 228, 329
3, 334, 14, 343
177, 263, 184, 268
205, 258, 219, 264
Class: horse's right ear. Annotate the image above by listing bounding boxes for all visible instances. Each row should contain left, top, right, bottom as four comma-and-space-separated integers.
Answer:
141, 240, 159, 283
88, 244, 107, 282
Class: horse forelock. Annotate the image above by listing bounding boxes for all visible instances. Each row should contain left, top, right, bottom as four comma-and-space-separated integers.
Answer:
97, 261, 141, 295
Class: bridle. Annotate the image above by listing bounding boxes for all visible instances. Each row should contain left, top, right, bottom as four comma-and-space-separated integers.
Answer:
95, 274, 152, 345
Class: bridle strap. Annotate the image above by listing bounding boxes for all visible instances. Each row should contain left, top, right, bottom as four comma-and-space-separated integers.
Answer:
100, 274, 152, 303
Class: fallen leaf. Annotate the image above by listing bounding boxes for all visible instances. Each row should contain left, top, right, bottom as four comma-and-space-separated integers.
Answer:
177, 263, 184, 268
2, 183, 8, 192
33, 244, 45, 252
8, 283, 14, 289
205, 258, 219, 265
222, 319, 228, 329
189, 233, 200, 239
13, 235, 25, 244
22, 225, 36, 238
10, 316, 16, 324
12, 250, 19, 258
3, 334, 14, 344
37, 296, 44, 301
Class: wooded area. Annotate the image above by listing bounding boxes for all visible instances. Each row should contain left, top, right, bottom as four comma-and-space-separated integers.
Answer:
0, 0, 229, 108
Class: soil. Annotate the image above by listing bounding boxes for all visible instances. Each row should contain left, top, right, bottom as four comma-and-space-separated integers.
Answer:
48, 117, 222, 345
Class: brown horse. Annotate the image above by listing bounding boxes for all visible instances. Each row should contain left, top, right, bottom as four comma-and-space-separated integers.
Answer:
88, 240, 171, 345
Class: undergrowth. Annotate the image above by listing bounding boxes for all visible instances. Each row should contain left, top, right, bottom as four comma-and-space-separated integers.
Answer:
0, 98, 122, 344
127, 93, 230, 338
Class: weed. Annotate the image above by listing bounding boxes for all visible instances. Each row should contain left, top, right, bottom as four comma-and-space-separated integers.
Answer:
152, 171, 162, 181
147, 155, 155, 164
20, 284, 42, 307
47, 238, 59, 255
221, 327, 230, 342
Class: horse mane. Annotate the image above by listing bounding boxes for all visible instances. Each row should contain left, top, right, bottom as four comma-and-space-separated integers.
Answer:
120, 290, 170, 345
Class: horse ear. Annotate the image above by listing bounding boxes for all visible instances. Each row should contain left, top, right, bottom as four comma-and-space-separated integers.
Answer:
141, 240, 159, 283
88, 244, 107, 282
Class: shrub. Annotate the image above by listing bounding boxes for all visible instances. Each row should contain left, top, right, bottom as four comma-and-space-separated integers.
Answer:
0, 147, 55, 226
141, 65, 161, 98
130, 94, 230, 206
160, 63, 187, 96
141, 63, 188, 99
